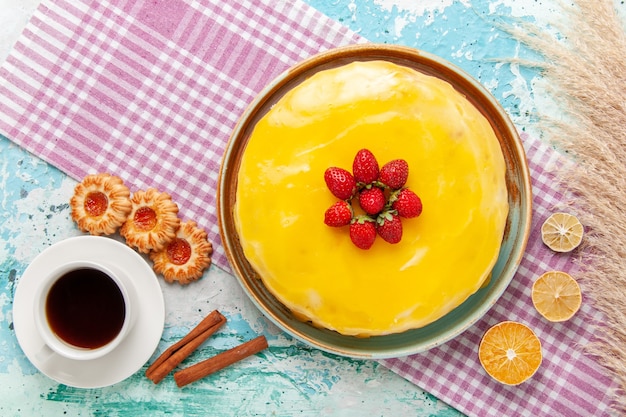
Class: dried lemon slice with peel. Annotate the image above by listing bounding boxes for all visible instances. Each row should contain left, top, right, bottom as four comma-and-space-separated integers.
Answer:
478, 321, 542, 385
541, 212, 584, 252
531, 271, 581, 322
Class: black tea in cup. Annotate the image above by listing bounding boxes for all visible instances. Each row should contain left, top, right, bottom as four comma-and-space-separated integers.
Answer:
45, 267, 126, 349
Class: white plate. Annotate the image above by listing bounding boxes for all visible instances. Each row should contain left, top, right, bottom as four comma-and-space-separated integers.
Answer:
13, 235, 165, 388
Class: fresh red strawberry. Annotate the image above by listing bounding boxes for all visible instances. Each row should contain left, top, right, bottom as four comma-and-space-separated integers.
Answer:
358, 186, 385, 215
352, 149, 379, 184
349, 216, 377, 249
376, 211, 403, 244
324, 201, 353, 227
324, 167, 356, 200
391, 188, 423, 218
379, 159, 409, 189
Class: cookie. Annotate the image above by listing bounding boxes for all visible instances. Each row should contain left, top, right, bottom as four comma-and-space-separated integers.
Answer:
120, 188, 180, 253
70, 173, 132, 235
149, 220, 213, 284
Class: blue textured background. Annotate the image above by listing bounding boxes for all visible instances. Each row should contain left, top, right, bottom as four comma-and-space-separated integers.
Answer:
0, 0, 555, 415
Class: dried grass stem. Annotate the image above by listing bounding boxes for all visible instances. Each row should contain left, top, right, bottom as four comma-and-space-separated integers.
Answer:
509, 0, 626, 412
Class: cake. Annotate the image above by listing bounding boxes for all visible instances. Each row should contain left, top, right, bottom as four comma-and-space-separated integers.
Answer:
234, 60, 509, 336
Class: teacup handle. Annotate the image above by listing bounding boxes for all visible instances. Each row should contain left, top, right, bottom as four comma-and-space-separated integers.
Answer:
34, 343, 57, 364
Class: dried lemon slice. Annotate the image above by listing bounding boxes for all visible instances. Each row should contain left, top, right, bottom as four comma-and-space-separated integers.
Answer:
478, 321, 542, 385
531, 271, 581, 322
541, 212, 584, 252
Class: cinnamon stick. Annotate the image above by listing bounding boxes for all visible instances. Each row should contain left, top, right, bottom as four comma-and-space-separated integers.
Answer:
146, 310, 226, 383
173, 335, 268, 388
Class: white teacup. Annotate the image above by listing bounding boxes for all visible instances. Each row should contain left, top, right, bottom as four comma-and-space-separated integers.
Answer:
33, 260, 135, 361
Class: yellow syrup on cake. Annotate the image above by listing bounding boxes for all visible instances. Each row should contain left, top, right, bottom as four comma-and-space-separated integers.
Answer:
234, 60, 508, 336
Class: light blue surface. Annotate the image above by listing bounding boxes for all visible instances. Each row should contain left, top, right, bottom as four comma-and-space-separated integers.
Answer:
0, 0, 556, 416
1, 132, 463, 416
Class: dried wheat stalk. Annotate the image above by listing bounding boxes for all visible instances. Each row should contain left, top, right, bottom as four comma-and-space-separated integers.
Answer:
507, 0, 626, 412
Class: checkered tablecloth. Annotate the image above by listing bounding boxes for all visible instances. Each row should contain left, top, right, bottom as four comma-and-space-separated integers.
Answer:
0, 0, 616, 415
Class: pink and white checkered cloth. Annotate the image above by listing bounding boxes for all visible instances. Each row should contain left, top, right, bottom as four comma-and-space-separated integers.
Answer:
0, 0, 617, 415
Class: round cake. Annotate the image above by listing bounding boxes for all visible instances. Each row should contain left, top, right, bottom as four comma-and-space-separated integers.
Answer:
234, 60, 508, 336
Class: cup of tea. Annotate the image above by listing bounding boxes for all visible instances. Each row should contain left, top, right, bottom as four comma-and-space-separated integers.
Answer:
33, 260, 135, 361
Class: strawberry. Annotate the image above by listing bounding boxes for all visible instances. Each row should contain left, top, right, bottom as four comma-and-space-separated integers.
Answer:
376, 211, 403, 244
391, 188, 423, 218
358, 186, 385, 215
324, 201, 353, 227
324, 167, 356, 200
349, 216, 377, 249
379, 159, 409, 190
352, 149, 379, 185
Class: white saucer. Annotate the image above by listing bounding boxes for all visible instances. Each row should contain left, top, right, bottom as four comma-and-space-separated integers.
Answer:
13, 235, 165, 388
